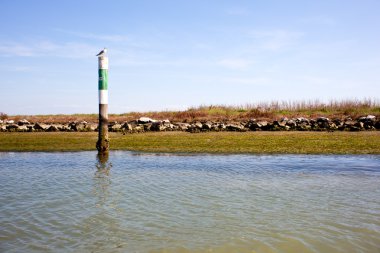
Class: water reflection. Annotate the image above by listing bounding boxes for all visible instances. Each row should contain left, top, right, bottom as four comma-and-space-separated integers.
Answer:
96, 152, 111, 175
94, 152, 112, 207
1, 152, 379, 252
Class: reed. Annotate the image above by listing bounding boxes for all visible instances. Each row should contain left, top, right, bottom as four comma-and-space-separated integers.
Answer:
5, 99, 380, 123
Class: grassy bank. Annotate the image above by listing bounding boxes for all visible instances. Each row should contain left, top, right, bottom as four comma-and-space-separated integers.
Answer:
3, 99, 380, 123
0, 132, 379, 154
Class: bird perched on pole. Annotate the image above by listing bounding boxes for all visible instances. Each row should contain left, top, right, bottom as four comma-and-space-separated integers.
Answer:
96, 48, 107, 57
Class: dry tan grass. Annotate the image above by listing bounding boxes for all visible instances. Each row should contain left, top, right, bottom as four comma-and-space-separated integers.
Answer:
5, 99, 380, 123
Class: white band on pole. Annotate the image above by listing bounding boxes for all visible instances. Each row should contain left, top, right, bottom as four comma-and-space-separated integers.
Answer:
99, 90, 108, 104
99, 57, 109, 70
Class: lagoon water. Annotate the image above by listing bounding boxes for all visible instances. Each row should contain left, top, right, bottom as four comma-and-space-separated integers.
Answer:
0, 152, 379, 253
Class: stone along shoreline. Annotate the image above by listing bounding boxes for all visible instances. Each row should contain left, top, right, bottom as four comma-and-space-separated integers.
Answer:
1, 115, 379, 133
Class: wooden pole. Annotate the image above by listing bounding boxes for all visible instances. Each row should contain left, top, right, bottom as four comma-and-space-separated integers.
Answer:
96, 51, 109, 153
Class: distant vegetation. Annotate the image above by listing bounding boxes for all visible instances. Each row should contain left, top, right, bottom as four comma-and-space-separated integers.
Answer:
6, 99, 380, 123
0, 112, 8, 120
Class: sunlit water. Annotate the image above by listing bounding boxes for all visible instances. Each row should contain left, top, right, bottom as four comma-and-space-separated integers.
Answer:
0, 152, 379, 253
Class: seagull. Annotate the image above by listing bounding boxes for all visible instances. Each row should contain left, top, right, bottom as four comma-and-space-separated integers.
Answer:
96, 48, 107, 56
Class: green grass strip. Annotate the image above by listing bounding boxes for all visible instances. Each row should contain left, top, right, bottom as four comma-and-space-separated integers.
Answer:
0, 132, 379, 154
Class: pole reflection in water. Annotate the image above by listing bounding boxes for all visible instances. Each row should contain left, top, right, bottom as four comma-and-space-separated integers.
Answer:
85, 153, 128, 251
96, 152, 112, 175
94, 152, 112, 207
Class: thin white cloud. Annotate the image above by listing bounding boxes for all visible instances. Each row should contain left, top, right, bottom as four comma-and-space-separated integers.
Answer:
0, 41, 99, 58
112, 57, 193, 67
217, 58, 254, 70
0, 44, 35, 57
224, 77, 269, 85
299, 16, 336, 26
55, 29, 130, 42
249, 30, 303, 51
0, 65, 36, 72
296, 75, 332, 86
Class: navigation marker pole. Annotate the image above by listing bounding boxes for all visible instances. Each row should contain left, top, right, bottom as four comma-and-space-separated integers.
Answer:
96, 48, 109, 153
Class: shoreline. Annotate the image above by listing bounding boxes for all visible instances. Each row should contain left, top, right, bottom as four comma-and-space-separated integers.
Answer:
1, 132, 379, 154
1, 115, 379, 133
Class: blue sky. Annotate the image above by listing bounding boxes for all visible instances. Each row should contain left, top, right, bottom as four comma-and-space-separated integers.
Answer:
1, 0, 379, 115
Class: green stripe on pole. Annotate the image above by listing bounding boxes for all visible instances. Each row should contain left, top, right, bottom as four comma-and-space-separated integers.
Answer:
98, 69, 108, 90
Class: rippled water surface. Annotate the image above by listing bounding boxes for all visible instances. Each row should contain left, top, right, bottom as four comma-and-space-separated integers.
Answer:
0, 152, 379, 253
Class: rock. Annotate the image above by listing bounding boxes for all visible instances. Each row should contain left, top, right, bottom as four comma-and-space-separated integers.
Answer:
273, 120, 286, 127
5, 116, 375, 133
358, 115, 377, 129
355, 122, 364, 129
134, 125, 144, 132
202, 122, 212, 130
332, 118, 342, 126
110, 123, 122, 132
108, 121, 117, 127
296, 117, 309, 124
226, 123, 245, 131
6, 124, 20, 131
328, 122, 337, 129
74, 122, 86, 131
151, 122, 167, 131
68, 122, 86, 131
297, 122, 311, 131
170, 124, 182, 131
257, 121, 268, 130
18, 119, 30, 126
56, 124, 69, 131
176, 123, 190, 131
286, 120, 297, 128
349, 126, 361, 131
375, 120, 380, 129
316, 117, 330, 129
246, 121, 259, 131
85, 123, 98, 131
138, 117, 156, 124
316, 117, 329, 122
258, 121, 268, 127
121, 122, 133, 131
244, 120, 254, 129
218, 123, 226, 130
187, 122, 203, 133
344, 120, 356, 129
267, 123, 281, 131
186, 122, 202, 132
247, 120, 264, 131
366, 115, 376, 120
143, 123, 152, 131
68, 122, 76, 131
210, 123, 220, 131
17, 125, 28, 132
34, 123, 50, 131
194, 122, 203, 129
47, 125, 60, 132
